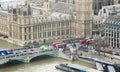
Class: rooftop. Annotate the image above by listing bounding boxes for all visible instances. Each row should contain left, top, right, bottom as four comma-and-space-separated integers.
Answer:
31, 6, 44, 10
102, 4, 120, 11
31, 0, 48, 3
0, 10, 8, 17
0, 0, 26, 10
105, 15, 120, 25
93, 15, 102, 21
50, 2, 75, 13
50, 12, 70, 18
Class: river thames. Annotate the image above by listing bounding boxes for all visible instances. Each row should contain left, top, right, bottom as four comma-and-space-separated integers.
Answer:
0, 57, 93, 72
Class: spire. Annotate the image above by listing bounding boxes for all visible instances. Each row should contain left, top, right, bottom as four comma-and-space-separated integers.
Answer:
7, 4, 9, 12
11, 5, 13, 14
27, 0, 31, 15
16, 3, 19, 15
28, 4, 31, 15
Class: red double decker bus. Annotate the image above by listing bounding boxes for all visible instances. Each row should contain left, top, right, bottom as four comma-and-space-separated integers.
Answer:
79, 39, 94, 45
52, 42, 67, 48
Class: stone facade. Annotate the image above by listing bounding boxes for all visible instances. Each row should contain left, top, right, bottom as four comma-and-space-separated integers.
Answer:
114, 0, 120, 4
93, 0, 114, 14
0, 1, 74, 46
105, 15, 120, 48
0, 0, 94, 46
93, 15, 103, 29
75, 0, 93, 38
98, 5, 120, 19
97, 4, 120, 29
0, 11, 8, 36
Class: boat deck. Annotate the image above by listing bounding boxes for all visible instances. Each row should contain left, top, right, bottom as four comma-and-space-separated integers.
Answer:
67, 63, 102, 72
55, 63, 102, 72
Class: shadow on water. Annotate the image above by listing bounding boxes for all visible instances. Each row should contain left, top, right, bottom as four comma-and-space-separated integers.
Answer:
30, 55, 54, 62
0, 55, 54, 68
0, 60, 24, 69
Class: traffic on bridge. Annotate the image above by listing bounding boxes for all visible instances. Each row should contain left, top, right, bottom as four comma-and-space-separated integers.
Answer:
0, 38, 94, 64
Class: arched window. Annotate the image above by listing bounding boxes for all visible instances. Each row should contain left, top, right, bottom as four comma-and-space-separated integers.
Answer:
40, 11, 43, 15
103, 9, 106, 13
109, 12, 110, 15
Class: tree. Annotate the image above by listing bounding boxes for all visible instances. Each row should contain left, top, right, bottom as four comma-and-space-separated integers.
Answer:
101, 40, 106, 56
92, 37, 106, 56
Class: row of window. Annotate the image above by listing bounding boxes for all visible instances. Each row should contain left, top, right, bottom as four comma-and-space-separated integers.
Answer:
23, 29, 71, 40
20, 22, 71, 33
23, 16, 72, 25
106, 36, 120, 48
105, 26, 120, 30
106, 33, 119, 37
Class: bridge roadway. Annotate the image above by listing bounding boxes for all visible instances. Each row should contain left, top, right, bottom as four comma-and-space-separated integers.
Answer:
0, 49, 58, 65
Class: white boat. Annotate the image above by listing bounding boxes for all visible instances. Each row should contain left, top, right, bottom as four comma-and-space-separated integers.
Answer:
55, 63, 102, 72
107, 65, 116, 72
95, 62, 104, 71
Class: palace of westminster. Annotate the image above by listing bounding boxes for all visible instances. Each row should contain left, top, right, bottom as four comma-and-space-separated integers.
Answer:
0, 0, 117, 46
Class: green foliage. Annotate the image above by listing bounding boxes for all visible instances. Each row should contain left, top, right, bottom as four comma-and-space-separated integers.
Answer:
92, 28, 105, 36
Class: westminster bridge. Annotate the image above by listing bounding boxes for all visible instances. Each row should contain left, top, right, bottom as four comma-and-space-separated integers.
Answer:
0, 48, 74, 65
0, 49, 59, 65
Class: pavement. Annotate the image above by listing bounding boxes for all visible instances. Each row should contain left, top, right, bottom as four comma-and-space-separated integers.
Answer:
57, 42, 120, 65
75, 43, 120, 64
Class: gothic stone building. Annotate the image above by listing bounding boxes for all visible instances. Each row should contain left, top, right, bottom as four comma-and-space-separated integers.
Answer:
75, 0, 93, 38
0, 0, 93, 46
0, 2, 74, 46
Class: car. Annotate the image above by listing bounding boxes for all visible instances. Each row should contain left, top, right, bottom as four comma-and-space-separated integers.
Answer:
0, 49, 9, 56
28, 48, 38, 54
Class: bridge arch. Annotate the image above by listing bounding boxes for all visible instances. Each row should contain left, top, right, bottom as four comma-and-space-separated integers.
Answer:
29, 55, 54, 62
28, 54, 47, 62
8, 59, 26, 63
2, 59, 25, 66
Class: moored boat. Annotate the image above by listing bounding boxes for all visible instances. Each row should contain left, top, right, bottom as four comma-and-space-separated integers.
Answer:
55, 63, 102, 72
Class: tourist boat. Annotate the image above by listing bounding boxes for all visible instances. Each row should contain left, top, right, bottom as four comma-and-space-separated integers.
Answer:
55, 64, 83, 72
55, 63, 102, 72
79, 56, 119, 72
79, 56, 114, 65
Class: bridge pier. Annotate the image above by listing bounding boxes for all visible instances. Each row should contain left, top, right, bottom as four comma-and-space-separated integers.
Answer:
70, 54, 77, 61
70, 55, 74, 61
58, 50, 71, 61
25, 57, 30, 63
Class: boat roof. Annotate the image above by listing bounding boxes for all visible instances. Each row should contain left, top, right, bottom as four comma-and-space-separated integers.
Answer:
107, 65, 116, 72
95, 62, 104, 71
94, 58, 114, 65
67, 63, 102, 72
